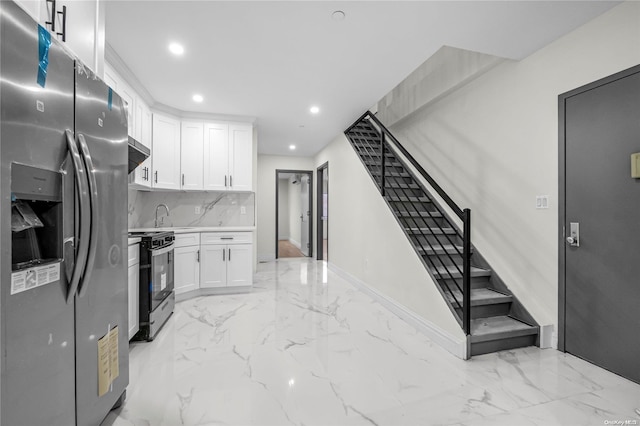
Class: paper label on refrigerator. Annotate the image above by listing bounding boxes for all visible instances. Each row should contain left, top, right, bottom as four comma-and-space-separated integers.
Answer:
97, 334, 110, 397
161, 273, 167, 290
97, 326, 120, 397
10, 263, 60, 295
108, 326, 119, 381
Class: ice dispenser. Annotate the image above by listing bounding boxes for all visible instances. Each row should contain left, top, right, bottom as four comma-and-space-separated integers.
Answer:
10, 164, 63, 294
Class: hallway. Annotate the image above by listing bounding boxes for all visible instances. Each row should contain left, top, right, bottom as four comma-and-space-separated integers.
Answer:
104, 259, 640, 425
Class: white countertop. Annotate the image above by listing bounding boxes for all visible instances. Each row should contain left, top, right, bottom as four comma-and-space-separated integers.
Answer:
128, 237, 142, 245
129, 226, 256, 234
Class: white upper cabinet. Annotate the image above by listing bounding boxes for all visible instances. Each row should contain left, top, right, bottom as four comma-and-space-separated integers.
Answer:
152, 114, 181, 190
16, 0, 105, 75
180, 122, 204, 190
132, 104, 153, 188
228, 124, 253, 192
203, 122, 229, 191
203, 122, 253, 192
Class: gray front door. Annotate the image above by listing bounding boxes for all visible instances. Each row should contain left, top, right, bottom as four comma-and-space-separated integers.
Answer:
563, 67, 640, 384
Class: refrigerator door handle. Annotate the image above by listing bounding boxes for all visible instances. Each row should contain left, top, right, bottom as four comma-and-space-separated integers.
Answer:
76, 133, 99, 298
64, 130, 90, 302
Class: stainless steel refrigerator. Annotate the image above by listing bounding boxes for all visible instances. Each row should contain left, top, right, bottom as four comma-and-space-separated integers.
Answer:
1, 2, 129, 425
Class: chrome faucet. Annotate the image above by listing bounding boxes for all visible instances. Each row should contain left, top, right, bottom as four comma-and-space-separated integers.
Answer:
155, 203, 170, 227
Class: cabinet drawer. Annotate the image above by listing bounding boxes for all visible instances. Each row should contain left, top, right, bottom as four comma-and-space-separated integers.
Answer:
201, 232, 253, 245
175, 232, 201, 248
128, 244, 140, 267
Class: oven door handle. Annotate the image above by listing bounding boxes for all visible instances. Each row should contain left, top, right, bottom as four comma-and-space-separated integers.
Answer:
151, 243, 175, 257
64, 130, 90, 303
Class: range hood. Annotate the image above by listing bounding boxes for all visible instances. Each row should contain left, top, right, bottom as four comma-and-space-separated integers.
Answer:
128, 137, 150, 174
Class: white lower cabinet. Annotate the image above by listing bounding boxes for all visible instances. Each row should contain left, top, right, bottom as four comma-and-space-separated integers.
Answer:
201, 242, 253, 288
200, 245, 227, 288
128, 244, 140, 340
174, 233, 201, 295
174, 231, 253, 295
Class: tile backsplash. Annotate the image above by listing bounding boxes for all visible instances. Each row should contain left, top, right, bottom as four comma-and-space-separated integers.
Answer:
128, 189, 255, 229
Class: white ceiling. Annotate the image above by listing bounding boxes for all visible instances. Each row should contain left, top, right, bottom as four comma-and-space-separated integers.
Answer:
105, 1, 618, 157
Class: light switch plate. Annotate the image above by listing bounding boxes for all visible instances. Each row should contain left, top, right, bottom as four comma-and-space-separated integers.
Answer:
631, 153, 640, 178
195, 206, 201, 215
536, 195, 549, 209
240, 206, 246, 215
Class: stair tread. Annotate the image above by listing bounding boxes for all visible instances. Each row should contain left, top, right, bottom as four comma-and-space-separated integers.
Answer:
431, 265, 491, 278
395, 210, 443, 218
470, 316, 538, 342
407, 227, 456, 235
417, 244, 470, 255
371, 171, 411, 178
386, 183, 420, 189
388, 196, 431, 203
446, 288, 512, 306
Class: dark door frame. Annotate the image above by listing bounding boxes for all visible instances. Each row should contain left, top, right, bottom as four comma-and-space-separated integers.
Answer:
316, 162, 328, 261
557, 64, 640, 352
275, 169, 313, 259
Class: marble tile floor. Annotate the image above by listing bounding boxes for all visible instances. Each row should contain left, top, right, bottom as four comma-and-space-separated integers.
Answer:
102, 258, 640, 426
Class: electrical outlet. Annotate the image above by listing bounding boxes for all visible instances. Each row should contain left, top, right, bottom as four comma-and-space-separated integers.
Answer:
240, 206, 246, 215
195, 206, 201, 215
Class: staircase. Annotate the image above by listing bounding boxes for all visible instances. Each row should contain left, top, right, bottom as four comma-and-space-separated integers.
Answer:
345, 111, 538, 357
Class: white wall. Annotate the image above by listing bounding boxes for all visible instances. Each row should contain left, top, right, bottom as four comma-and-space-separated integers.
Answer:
378, 1, 640, 332
257, 155, 315, 261
277, 179, 290, 240
314, 135, 465, 340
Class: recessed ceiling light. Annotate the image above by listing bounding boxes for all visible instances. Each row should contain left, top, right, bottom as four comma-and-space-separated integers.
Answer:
168, 42, 184, 55
192, 94, 203, 103
289, 145, 296, 150
332, 10, 346, 21
310, 106, 320, 114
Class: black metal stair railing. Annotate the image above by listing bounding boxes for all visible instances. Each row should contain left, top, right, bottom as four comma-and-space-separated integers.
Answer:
345, 111, 472, 335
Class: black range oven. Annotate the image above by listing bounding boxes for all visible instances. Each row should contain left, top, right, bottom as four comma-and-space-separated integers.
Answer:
129, 230, 175, 341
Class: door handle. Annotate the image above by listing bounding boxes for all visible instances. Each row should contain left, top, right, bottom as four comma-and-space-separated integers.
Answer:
76, 134, 99, 298
223, 249, 225, 261
64, 130, 89, 302
230, 175, 232, 187
228, 248, 231, 261
566, 222, 580, 247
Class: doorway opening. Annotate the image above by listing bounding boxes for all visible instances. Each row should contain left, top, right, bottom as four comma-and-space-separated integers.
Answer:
316, 162, 328, 261
275, 170, 313, 259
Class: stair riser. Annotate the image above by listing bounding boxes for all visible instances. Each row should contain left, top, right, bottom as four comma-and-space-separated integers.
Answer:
367, 164, 407, 174
437, 276, 490, 290
470, 335, 537, 357
384, 176, 416, 186
412, 234, 462, 247
454, 303, 511, 319
385, 188, 425, 198
421, 254, 461, 268
401, 216, 449, 228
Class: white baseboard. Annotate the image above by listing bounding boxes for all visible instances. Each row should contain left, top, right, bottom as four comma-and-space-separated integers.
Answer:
328, 262, 467, 359
539, 324, 557, 349
258, 254, 276, 263
289, 238, 301, 249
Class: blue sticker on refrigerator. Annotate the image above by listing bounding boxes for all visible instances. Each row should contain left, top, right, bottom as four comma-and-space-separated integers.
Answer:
37, 25, 51, 88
